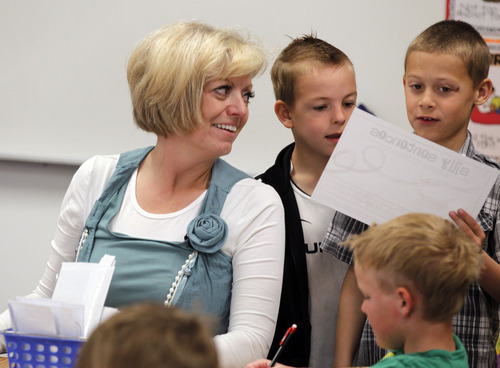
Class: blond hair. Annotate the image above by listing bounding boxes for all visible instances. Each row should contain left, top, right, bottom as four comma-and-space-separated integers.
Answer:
405, 20, 490, 87
127, 21, 266, 137
344, 213, 483, 322
271, 34, 353, 107
76, 303, 218, 368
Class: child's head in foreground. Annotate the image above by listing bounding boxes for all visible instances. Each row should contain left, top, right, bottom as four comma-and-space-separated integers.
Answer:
344, 213, 483, 351
271, 34, 357, 159
76, 303, 218, 368
403, 20, 493, 151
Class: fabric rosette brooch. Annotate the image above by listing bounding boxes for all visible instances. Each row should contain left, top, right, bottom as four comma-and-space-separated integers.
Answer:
186, 213, 228, 254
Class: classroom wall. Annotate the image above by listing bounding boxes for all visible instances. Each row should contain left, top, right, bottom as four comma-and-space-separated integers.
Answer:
0, 0, 446, 310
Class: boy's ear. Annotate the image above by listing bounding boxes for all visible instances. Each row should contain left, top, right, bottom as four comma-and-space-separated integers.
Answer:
475, 78, 493, 106
397, 287, 413, 318
274, 100, 294, 129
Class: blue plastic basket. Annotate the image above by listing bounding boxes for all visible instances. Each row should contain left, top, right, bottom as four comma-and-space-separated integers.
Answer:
4, 330, 84, 368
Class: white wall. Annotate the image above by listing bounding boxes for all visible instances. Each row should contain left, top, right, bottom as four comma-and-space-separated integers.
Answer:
0, 161, 75, 310
0, 0, 446, 310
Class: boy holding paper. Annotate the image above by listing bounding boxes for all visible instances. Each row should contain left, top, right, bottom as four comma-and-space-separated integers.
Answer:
323, 20, 500, 368
256, 34, 357, 367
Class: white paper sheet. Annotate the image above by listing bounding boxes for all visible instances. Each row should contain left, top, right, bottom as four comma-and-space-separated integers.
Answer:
53, 254, 115, 337
8, 301, 57, 336
312, 108, 499, 225
8, 298, 83, 337
9, 254, 115, 339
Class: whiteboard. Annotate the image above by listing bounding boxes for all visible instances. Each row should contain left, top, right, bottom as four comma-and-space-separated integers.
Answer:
0, 0, 446, 174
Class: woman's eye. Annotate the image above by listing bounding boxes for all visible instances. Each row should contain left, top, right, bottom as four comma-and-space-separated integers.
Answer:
214, 86, 231, 97
243, 91, 255, 103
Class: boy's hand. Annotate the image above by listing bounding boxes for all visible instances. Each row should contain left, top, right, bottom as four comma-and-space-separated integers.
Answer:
450, 209, 500, 302
245, 359, 294, 368
449, 208, 485, 251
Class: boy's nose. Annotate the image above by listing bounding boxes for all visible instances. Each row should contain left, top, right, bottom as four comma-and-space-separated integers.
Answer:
419, 90, 436, 109
360, 300, 367, 314
331, 108, 347, 125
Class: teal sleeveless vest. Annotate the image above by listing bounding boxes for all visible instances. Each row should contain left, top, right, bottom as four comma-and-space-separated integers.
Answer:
75, 147, 249, 333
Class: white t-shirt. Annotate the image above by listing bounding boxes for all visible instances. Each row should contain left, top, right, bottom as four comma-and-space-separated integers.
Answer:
0, 154, 286, 368
109, 166, 207, 242
292, 181, 348, 368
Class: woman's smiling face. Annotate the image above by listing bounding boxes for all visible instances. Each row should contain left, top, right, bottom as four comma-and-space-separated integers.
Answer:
192, 74, 254, 159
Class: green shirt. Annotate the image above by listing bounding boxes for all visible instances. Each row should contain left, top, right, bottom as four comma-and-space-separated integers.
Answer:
372, 335, 468, 368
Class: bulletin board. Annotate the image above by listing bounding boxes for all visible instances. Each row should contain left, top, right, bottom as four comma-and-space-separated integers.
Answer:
447, 0, 500, 162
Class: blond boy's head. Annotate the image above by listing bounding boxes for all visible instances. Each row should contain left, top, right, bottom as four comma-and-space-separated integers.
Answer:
76, 303, 218, 368
345, 213, 483, 322
405, 20, 490, 88
271, 34, 353, 107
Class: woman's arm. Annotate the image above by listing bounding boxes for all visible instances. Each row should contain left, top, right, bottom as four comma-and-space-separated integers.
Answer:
215, 181, 285, 368
0, 156, 116, 351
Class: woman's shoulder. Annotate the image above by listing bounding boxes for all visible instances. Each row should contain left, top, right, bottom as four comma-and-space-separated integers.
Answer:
234, 177, 280, 194
77, 154, 120, 185
69, 154, 120, 203
229, 177, 282, 209
82, 153, 120, 170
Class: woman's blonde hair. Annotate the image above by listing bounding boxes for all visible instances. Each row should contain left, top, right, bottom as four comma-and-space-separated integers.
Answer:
344, 213, 483, 322
127, 21, 266, 137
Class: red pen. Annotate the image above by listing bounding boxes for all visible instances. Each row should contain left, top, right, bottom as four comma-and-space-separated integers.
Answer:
269, 324, 297, 367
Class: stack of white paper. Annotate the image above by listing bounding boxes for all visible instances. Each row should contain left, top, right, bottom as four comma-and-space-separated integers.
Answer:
8, 254, 116, 339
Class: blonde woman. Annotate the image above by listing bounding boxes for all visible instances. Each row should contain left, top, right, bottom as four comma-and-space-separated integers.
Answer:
0, 21, 285, 368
